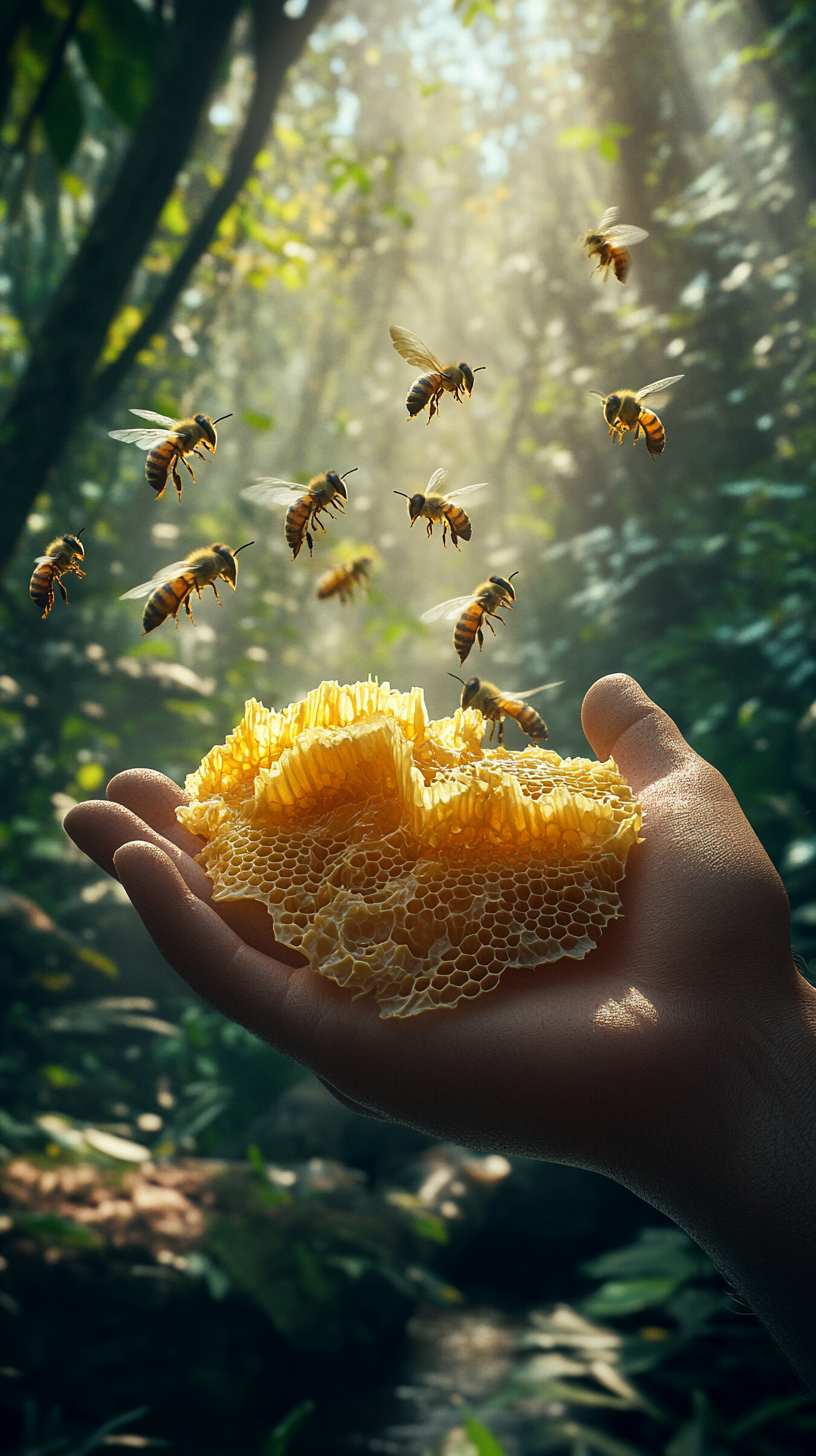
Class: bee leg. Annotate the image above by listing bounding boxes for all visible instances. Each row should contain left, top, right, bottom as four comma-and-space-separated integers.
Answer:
451, 528, 460, 552
190, 449, 207, 463
172, 461, 184, 498
180, 454, 197, 481
484, 616, 499, 636
426, 522, 433, 538
441, 521, 447, 548
477, 628, 484, 651
497, 720, 504, 748
306, 531, 314, 557
211, 584, 222, 607
184, 597, 196, 626
57, 577, 70, 605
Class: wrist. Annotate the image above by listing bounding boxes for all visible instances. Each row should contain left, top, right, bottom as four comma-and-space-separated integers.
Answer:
624, 973, 816, 1387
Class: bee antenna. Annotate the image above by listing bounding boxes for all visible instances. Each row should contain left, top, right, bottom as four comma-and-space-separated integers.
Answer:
588, 391, 605, 399
508, 571, 519, 581
75, 527, 86, 538
234, 541, 255, 554
448, 674, 466, 686
341, 467, 358, 480
393, 491, 410, 499
212, 414, 233, 425
472, 366, 486, 374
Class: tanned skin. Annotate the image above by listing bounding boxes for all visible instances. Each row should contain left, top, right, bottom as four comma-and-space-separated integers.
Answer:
64, 674, 816, 1390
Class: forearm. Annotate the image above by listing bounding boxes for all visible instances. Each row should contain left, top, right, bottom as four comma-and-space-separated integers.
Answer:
627, 977, 816, 1388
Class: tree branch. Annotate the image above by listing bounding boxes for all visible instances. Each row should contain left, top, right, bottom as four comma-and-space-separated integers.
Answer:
89, 0, 332, 413
0, 0, 247, 558
11, 0, 85, 159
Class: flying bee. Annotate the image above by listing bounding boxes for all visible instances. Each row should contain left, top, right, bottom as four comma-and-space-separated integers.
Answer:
581, 206, 649, 284
316, 554, 374, 604
241, 469, 356, 559
421, 572, 519, 664
120, 541, 253, 635
390, 325, 484, 423
30, 530, 85, 618
450, 674, 564, 748
590, 375, 684, 458
394, 468, 488, 550
108, 410, 232, 499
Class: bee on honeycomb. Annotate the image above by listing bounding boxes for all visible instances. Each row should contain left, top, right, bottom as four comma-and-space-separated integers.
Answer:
178, 681, 642, 1018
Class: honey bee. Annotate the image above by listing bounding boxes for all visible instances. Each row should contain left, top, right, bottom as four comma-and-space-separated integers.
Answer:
590, 375, 684, 458
241, 469, 356, 559
120, 541, 253, 635
421, 573, 518, 664
30, 530, 86, 618
390, 325, 484, 422
393, 468, 487, 549
108, 410, 232, 499
581, 206, 649, 284
450, 675, 564, 747
316, 554, 374, 604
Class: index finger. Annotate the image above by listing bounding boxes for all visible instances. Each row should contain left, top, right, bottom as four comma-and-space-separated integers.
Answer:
106, 768, 203, 856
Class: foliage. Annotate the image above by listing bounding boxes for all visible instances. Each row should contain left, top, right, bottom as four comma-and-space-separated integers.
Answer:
426, 1227, 816, 1456
1, 0, 816, 1450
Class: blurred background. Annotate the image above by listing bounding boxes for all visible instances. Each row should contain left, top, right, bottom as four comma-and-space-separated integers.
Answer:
1, 0, 816, 1451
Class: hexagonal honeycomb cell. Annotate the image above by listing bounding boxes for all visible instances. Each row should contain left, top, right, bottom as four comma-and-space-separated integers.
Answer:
178, 681, 642, 1018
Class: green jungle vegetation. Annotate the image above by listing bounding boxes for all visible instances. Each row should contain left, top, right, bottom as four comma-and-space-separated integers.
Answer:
1, 0, 815, 1451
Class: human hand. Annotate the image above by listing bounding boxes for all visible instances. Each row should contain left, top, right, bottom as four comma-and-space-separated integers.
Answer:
64, 674, 816, 1384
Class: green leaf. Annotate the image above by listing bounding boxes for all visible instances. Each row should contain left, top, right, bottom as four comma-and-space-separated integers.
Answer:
728, 1392, 814, 1440
12, 1211, 102, 1249
582, 1276, 682, 1318
459, 1405, 508, 1456
77, 0, 158, 130
43, 63, 84, 168
259, 1399, 315, 1456
410, 1213, 449, 1243
557, 123, 631, 164
582, 1229, 709, 1283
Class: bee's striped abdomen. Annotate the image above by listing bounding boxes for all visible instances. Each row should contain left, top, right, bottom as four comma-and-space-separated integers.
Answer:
406, 371, 443, 420
285, 498, 310, 558
145, 438, 178, 497
453, 600, 484, 664
514, 703, 548, 741
611, 247, 630, 283
143, 574, 194, 634
443, 503, 472, 544
30, 564, 56, 618
637, 407, 666, 457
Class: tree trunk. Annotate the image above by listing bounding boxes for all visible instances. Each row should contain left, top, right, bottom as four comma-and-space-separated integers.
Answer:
0, 0, 329, 563
89, 0, 332, 413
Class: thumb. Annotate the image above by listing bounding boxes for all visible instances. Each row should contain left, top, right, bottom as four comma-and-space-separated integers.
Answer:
581, 673, 697, 793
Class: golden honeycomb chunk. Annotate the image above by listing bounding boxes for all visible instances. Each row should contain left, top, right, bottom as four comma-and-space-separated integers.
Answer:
179, 681, 642, 1018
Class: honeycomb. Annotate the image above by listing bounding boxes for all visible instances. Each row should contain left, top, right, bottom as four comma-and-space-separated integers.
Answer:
178, 681, 642, 1019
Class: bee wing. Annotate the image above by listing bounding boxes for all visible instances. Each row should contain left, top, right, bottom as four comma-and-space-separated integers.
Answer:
506, 681, 566, 701
108, 427, 173, 449
603, 224, 648, 246
33, 555, 53, 565
597, 205, 619, 230
420, 594, 475, 624
241, 478, 305, 508
635, 374, 684, 402
119, 561, 191, 600
390, 325, 443, 372
444, 482, 489, 503
426, 467, 448, 493
128, 409, 180, 426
